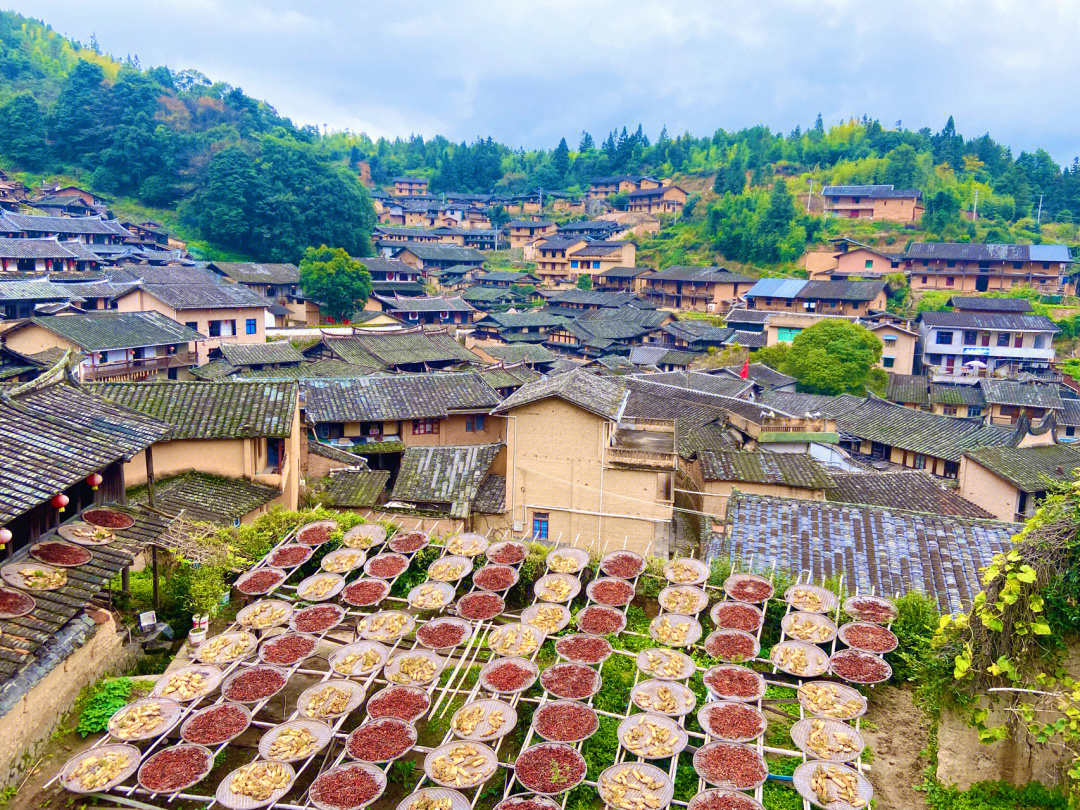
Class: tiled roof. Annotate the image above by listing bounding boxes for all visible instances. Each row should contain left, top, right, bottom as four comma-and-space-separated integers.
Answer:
236, 359, 377, 379
383, 295, 475, 313
822, 184, 921, 199
322, 469, 390, 508
476, 311, 567, 329
597, 266, 648, 279
475, 271, 538, 284
759, 391, 859, 417
219, 341, 305, 367
321, 330, 479, 367
0, 278, 81, 301
963, 444, 1080, 492
462, 286, 514, 303
720, 492, 1018, 613
132, 472, 281, 523
371, 281, 426, 297
797, 280, 887, 302
507, 220, 554, 229
308, 440, 371, 467
494, 368, 627, 420
948, 296, 1033, 313
569, 241, 627, 258
87, 381, 297, 439
906, 242, 1072, 263
394, 243, 485, 262
0, 212, 131, 237
544, 289, 651, 308
929, 384, 986, 407
631, 370, 753, 399
919, 311, 1059, 331
208, 262, 299, 285
27, 311, 203, 350
627, 346, 700, 367
0, 238, 102, 261
825, 470, 992, 517
978, 380, 1063, 410
680, 421, 737, 456
472, 474, 506, 513
649, 266, 754, 283
481, 344, 558, 364
723, 309, 772, 325
391, 443, 501, 509
478, 364, 541, 391
837, 397, 1012, 462
578, 306, 669, 329
886, 373, 930, 405
699, 450, 832, 488
727, 330, 768, 348
559, 318, 654, 341
0, 379, 168, 524
356, 256, 420, 275
663, 320, 734, 344
303, 372, 500, 422
1059, 398, 1080, 427
142, 281, 269, 310
721, 363, 797, 390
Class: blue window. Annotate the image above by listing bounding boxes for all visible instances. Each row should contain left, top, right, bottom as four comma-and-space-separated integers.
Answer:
466, 415, 485, 432
532, 513, 549, 541
246, 318, 257, 335
570, 260, 578, 268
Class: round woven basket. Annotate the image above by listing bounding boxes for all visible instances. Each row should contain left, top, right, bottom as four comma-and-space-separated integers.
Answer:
790, 717, 865, 763
472, 563, 520, 592
343, 522, 387, 549
723, 573, 775, 604
663, 557, 708, 585
328, 641, 390, 678
151, 664, 223, 702
648, 612, 702, 647
533, 572, 581, 603
575, 605, 627, 636
782, 611, 838, 645
702, 664, 766, 703
237, 600, 293, 631
424, 741, 498, 788
294, 572, 346, 602
267, 543, 312, 568
587, 576, 636, 607
540, 662, 602, 700
180, 703, 251, 745
770, 639, 830, 678
485, 540, 528, 566
478, 656, 539, 694
221, 664, 289, 704
107, 697, 182, 741
784, 583, 839, 614
597, 762, 674, 809
364, 552, 410, 580
532, 699, 599, 743
298, 679, 366, 719
215, 760, 296, 810
710, 601, 764, 633
488, 622, 543, 657
617, 712, 689, 758
60, 743, 141, 794
258, 632, 320, 666
697, 700, 767, 743
555, 633, 613, 665
545, 546, 589, 574
630, 678, 696, 716
796, 681, 868, 720
428, 555, 473, 582
703, 629, 760, 664
346, 717, 418, 763
636, 647, 695, 680
792, 760, 873, 810
310, 762, 386, 810
389, 530, 431, 555
829, 649, 893, 684
416, 617, 474, 650
398, 788, 472, 810
321, 547, 367, 574
693, 741, 769, 790
842, 594, 898, 624
445, 532, 490, 557
297, 519, 339, 545
359, 610, 415, 641
512, 743, 586, 795
289, 603, 346, 634
658, 585, 709, 615
493, 794, 562, 810
366, 684, 430, 722
137, 744, 213, 794
451, 698, 518, 741
687, 788, 765, 810
521, 602, 571, 635
1, 562, 67, 591
407, 580, 456, 611
837, 621, 899, 654
384, 649, 445, 687
342, 578, 391, 607
599, 549, 645, 579
196, 631, 257, 664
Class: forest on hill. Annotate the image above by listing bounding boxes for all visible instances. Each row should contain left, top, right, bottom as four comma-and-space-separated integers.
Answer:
2, 9, 1080, 264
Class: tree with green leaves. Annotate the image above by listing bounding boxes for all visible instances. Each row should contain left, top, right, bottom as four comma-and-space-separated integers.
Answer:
576, 273, 593, 290
884, 144, 920, 188
552, 137, 570, 181
488, 205, 510, 230
923, 189, 962, 232
298, 246, 372, 323
0, 93, 48, 168
780, 319, 883, 395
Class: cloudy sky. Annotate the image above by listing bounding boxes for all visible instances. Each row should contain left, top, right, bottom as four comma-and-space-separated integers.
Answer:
9, 0, 1080, 162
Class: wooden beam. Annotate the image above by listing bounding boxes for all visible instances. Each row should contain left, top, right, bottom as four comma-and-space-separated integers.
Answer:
145, 446, 156, 509
152, 547, 159, 609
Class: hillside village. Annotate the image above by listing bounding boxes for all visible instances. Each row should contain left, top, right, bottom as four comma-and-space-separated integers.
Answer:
2, 9, 1080, 810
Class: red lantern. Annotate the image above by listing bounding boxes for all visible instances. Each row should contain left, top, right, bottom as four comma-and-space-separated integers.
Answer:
87, 473, 103, 491
0, 528, 10, 547
51, 493, 69, 513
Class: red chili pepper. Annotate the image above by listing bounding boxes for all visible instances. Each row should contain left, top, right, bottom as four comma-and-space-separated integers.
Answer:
342, 579, 389, 606
0, 588, 34, 616
484, 661, 533, 691
728, 579, 772, 602
703, 704, 765, 739
458, 593, 504, 620
474, 566, 516, 590
33, 542, 91, 566
591, 579, 635, 606
82, 509, 134, 528
704, 668, 760, 699
705, 633, 756, 661
298, 525, 333, 545
602, 553, 644, 579
534, 702, 598, 741
692, 792, 761, 810
140, 747, 209, 791
847, 597, 896, 623
577, 606, 623, 635
389, 532, 427, 553
269, 546, 311, 567
225, 667, 286, 702
367, 555, 407, 578
555, 635, 611, 664
182, 704, 248, 745
515, 745, 586, 793
262, 634, 316, 665
417, 622, 468, 648
238, 570, 284, 594
844, 624, 896, 653
293, 606, 342, 633
540, 663, 598, 699
831, 650, 890, 682
712, 604, 761, 633
696, 743, 766, 788
488, 544, 527, 565
310, 765, 381, 810
347, 718, 413, 761
367, 687, 429, 721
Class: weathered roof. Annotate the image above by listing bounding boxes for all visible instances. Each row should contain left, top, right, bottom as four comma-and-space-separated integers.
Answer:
0, 278, 81, 302
303, 372, 500, 423
133, 472, 281, 523
188, 359, 238, 380
87, 381, 297, 439
462, 286, 514, 303
0, 212, 131, 237
978, 379, 1063, 410
472, 474, 506, 513
355, 256, 420, 275
825, 470, 992, 517
322, 469, 390, 508
631, 370, 753, 399
597, 266, 649, 279
906, 242, 1072, 263
26, 311, 203, 350
723, 309, 772, 325
475, 270, 538, 284
948, 296, 1034, 313
570, 241, 628, 258
627, 346, 700, 367
308, 440, 371, 467
578, 306, 669, 329
478, 364, 541, 391
886, 373, 930, 406
236, 359, 377, 380
475, 311, 566, 329
320, 330, 479, 368
142, 281, 269, 310
494, 368, 626, 420
383, 295, 475, 313
394, 243, 485, 263
758, 390, 858, 418
699, 449, 831, 488
391, 443, 501, 509
649, 266, 754, 284
663, 320, 734, 344
837, 397, 1012, 462
929, 383, 986, 407
0, 378, 168, 524
797, 280, 888, 302
507, 220, 554, 229
919, 310, 1059, 332
0, 238, 101, 261
208, 262, 299, 285
481, 344, 558, 364
964, 444, 1080, 492
219, 341, 305, 367
727, 330, 768, 348
720, 363, 797, 390
721, 491, 1017, 613
544, 289, 652, 309
1059, 398, 1080, 427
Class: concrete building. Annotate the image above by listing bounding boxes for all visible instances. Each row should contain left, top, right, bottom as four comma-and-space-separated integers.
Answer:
960, 444, 1080, 522
917, 309, 1058, 382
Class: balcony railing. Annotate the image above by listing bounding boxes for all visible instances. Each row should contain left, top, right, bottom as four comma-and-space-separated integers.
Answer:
606, 447, 678, 470
81, 351, 197, 381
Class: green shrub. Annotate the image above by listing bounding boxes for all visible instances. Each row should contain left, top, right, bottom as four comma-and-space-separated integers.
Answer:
76, 678, 133, 736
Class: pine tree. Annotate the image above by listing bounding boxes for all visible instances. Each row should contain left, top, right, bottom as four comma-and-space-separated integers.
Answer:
578, 131, 595, 152
552, 137, 570, 180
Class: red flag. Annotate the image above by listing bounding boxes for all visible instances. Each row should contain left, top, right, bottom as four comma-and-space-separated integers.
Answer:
739, 358, 749, 379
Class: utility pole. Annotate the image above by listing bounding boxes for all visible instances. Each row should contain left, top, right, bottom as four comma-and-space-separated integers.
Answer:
1036, 194, 1044, 225
806, 180, 813, 213
972, 190, 978, 221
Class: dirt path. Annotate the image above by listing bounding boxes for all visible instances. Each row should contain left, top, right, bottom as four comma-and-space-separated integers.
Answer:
861, 685, 932, 810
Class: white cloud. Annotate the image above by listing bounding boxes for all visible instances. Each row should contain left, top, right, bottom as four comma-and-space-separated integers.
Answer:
7, 0, 1080, 160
